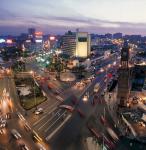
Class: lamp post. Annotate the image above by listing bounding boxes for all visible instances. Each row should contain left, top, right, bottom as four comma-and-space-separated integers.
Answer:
102, 107, 106, 150
22, 44, 26, 72
30, 71, 37, 110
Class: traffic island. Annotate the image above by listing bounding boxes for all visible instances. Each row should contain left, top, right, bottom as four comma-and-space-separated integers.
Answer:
14, 76, 47, 110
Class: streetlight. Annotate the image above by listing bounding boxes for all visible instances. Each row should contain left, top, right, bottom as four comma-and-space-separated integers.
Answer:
30, 71, 37, 110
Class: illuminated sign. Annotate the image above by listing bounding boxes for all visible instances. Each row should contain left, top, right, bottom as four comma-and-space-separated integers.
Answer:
6, 39, 13, 44
0, 39, 5, 43
49, 36, 55, 41
35, 39, 42, 43
26, 40, 31, 43
35, 32, 43, 36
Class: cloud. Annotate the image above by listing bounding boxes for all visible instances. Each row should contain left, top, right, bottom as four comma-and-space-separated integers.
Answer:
0, 14, 146, 35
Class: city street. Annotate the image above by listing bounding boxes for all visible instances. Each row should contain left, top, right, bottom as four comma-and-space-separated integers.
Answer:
1, 1, 146, 149
0, 76, 40, 150
0, 55, 119, 150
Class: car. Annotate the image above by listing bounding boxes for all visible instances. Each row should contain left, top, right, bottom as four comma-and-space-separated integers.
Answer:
133, 96, 138, 100
37, 143, 46, 150
138, 121, 146, 127
53, 78, 57, 81
5, 113, 11, 119
35, 108, 43, 115
32, 131, 43, 143
83, 95, 88, 102
24, 123, 31, 131
11, 129, 21, 140
132, 99, 138, 104
0, 119, 7, 128
17, 112, 25, 121
106, 127, 119, 141
19, 144, 30, 150
102, 134, 115, 149
100, 68, 104, 72
87, 125, 100, 139
0, 129, 4, 134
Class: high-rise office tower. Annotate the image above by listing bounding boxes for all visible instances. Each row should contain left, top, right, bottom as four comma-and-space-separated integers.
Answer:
62, 31, 76, 56
62, 30, 90, 58
75, 31, 90, 58
28, 28, 35, 39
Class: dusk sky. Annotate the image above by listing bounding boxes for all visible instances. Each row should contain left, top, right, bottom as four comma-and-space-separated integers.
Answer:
1, 0, 146, 35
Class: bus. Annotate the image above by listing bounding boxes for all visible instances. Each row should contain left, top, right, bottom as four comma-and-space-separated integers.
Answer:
59, 105, 74, 112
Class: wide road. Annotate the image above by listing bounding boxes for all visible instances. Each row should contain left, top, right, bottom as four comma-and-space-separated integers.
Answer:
0, 76, 40, 150
27, 55, 118, 149
49, 72, 107, 150
0, 54, 118, 150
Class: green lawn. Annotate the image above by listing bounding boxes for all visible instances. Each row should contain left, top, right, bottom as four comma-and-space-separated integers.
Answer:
21, 96, 46, 110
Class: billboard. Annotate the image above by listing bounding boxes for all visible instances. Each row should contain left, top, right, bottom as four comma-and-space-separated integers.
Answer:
26, 40, 31, 43
35, 32, 43, 36
6, 39, 13, 44
49, 36, 55, 41
35, 39, 42, 43
0, 39, 5, 43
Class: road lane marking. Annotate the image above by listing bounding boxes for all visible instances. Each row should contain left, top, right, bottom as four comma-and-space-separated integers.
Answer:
45, 114, 72, 141
44, 101, 59, 113
38, 109, 63, 131
44, 111, 67, 133
33, 106, 58, 127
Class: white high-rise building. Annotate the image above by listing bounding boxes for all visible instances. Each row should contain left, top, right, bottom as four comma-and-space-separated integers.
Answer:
62, 30, 90, 58
75, 32, 90, 58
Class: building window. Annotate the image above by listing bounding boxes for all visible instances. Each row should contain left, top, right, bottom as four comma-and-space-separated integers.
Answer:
78, 37, 87, 42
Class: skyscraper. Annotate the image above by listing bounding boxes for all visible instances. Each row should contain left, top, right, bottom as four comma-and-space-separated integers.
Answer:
62, 30, 90, 58
28, 28, 35, 38
75, 32, 90, 58
62, 31, 76, 56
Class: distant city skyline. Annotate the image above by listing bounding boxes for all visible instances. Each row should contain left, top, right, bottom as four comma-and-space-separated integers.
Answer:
1, 0, 146, 35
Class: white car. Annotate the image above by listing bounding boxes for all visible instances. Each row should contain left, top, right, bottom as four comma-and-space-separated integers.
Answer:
138, 121, 146, 127
83, 93, 89, 102
0, 120, 7, 128
11, 129, 21, 140
35, 108, 43, 115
